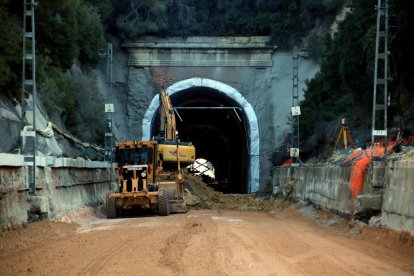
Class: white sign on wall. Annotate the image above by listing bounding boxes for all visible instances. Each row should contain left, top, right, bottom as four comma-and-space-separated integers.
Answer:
372, 130, 387, 136
290, 148, 300, 157
291, 106, 301, 116
20, 130, 36, 137
105, 104, 114, 113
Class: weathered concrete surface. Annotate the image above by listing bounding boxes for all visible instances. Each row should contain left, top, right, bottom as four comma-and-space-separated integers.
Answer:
124, 36, 276, 67
382, 160, 414, 234
273, 166, 352, 215
355, 193, 382, 213
0, 154, 112, 230
273, 162, 414, 234
0, 165, 27, 229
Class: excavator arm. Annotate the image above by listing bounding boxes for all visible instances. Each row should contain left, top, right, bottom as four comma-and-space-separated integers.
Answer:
159, 88, 177, 141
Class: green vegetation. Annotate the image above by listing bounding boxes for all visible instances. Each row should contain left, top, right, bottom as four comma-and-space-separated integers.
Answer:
0, 0, 106, 143
300, 0, 414, 140
0, 1, 22, 96
40, 66, 77, 126
1, 0, 413, 147
0, 0, 345, 145
111, 0, 344, 52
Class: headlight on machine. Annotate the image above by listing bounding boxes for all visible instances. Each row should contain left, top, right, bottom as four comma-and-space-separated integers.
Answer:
141, 171, 147, 178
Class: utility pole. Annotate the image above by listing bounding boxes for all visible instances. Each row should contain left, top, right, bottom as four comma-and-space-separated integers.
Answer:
290, 47, 301, 165
371, 0, 389, 187
103, 43, 115, 190
21, 0, 38, 195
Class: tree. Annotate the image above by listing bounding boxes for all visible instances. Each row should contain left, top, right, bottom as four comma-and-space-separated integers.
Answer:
35, 0, 105, 69
40, 66, 77, 125
77, 4, 105, 66
110, 0, 344, 46
388, 0, 414, 126
115, 0, 172, 38
36, 0, 80, 69
0, 1, 22, 97
300, 0, 377, 139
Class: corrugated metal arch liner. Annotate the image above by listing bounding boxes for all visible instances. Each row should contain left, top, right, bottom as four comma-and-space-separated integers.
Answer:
142, 77, 259, 192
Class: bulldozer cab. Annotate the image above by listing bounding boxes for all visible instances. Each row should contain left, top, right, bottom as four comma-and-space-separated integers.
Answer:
115, 141, 154, 165
115, 141, 157, 188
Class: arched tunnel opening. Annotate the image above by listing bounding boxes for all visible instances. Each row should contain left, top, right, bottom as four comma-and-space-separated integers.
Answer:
150, 87, 249, 194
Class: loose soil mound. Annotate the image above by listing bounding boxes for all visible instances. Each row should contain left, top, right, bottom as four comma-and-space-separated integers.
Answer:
0, 220, 77, 256
183, 172, 289, 212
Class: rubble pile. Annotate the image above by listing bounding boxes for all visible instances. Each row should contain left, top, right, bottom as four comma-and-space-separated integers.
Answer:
306, 144, 414, 166
183, 172, 288, 212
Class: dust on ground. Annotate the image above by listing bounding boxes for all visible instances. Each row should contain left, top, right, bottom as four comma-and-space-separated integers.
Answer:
1, 174, 413, 275
183, 172, 289, 212
0, 220, 77, 256
1, 206, 413, 275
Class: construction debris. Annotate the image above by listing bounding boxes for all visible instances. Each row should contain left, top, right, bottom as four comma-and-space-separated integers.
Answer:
183, 172, 288, 212
368, 216, 382, 228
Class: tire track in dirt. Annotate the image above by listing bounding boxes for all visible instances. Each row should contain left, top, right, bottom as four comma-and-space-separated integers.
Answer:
1, 208, 413, 275
294, 230, 412, 275
180, 211, 242, 276
159, 219, 207, 273
80, 238, 131, 275
256, 209, 412, 275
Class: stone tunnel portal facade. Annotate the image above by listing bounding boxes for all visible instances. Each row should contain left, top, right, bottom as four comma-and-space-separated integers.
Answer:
142, 78, 259, 193
121, 36, 318, 194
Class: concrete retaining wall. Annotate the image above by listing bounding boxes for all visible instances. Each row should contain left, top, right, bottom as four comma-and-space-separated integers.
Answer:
0, 153, 112, 230
382, 160, 414, 234
272, 161, 414, 234
272, 166, 352, 215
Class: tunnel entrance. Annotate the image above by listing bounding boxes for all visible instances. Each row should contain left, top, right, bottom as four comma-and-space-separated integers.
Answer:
151, 86, 248, 193
143, 78, 260, 193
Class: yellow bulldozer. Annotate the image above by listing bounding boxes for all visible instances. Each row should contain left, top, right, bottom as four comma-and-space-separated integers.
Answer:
105, 89, 195, 218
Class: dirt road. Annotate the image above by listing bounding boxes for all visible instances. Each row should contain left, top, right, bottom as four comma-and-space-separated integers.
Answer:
1, 205, 413, 275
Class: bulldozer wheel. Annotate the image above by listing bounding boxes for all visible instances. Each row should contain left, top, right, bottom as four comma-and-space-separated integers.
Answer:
158, 188, 170, 216
106, 192, 117, 219
167, 187, 178, 200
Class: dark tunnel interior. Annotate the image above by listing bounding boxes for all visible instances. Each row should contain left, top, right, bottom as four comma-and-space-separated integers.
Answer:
150, 87, 249, 193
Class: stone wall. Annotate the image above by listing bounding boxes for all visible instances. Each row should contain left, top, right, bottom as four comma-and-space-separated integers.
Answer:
0, 153, 112, 230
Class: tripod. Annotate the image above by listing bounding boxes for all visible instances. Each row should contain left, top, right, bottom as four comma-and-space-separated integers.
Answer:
331, 118, 356, 157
